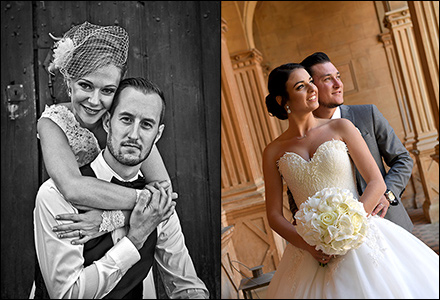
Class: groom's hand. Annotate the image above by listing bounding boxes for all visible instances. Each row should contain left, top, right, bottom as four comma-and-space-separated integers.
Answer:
127, 183, 176, 250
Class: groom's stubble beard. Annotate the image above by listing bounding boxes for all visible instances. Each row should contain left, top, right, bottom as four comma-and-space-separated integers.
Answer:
106, 125, 153, 167
320, 102, 343, 109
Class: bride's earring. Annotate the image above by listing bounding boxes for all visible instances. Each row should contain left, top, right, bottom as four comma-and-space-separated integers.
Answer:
68, 89, 72, 97
286, 105, 291, 114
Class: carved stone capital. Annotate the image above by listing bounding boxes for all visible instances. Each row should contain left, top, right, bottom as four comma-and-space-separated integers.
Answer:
384, 7, 412, 30
230, 48, 263, 70
378, 32, 393, 47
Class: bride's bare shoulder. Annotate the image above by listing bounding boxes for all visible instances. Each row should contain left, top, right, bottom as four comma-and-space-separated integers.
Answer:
327, 118, 355, 130
316, 118, 353, 132
263, 135, 289, 162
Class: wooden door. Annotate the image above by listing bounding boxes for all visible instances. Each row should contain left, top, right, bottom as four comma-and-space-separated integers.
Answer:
2, 1, 220, 298
1, 1, 39, 298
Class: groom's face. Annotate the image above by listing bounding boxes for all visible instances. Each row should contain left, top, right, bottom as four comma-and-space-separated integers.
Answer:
310, 62, 344, 109
104, 87, 164, 166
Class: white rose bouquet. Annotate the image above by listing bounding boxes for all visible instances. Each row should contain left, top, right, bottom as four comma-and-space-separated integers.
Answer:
295, 187, 369, 265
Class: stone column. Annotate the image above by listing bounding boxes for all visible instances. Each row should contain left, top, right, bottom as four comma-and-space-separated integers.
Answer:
384, 7, 439, 222
378, 32, 422, 208
221, 18, 283, 274
230, 48, 283, 152
378, 32, 416, 148
407, 1, 439, 168
408, 1, 439, 127
221, 19, 265, 212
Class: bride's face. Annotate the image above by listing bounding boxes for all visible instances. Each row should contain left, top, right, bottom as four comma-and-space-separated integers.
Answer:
69, 64, 121, 129
284, 68, 319, 113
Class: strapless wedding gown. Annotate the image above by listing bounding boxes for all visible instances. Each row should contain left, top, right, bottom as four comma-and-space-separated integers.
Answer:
266, 139, 439, 299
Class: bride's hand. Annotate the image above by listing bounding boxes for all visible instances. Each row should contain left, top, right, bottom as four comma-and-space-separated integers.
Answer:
371, 195, 389, 218
306, 244, 334, 264
52, 209, 105, 245
147, 180, 178, 200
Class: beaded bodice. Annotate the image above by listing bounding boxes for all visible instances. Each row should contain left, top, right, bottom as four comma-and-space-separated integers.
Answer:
277, 139, 359, 212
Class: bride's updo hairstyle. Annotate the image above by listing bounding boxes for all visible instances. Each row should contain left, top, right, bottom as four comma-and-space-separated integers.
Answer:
265, 63, 305, 120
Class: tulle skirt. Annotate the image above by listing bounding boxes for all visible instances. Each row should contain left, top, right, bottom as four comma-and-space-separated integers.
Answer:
266, 215, 439, 299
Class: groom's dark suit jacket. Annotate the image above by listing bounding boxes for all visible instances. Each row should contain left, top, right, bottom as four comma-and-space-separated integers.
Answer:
287, 104, 414, 232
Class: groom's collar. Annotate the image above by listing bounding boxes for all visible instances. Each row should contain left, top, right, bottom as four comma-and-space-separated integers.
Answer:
90, 150, 142, 182
331, 106, 342, 119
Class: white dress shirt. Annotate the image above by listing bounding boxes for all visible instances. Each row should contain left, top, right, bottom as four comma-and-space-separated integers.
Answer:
331, 106, 342, 119
34, 151, 209, 299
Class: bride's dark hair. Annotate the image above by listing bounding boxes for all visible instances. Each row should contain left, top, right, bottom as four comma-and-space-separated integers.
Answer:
265, 63, 304, 120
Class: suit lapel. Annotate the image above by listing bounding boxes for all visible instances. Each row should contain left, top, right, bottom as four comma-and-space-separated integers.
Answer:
340, 105, 366, 137
340, 105, 366, 194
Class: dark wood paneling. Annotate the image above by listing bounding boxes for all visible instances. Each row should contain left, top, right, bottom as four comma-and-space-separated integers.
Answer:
199, 2, 222, 298
1, 1, 39, 298
1, 1, 220, 299
36, 1, 89, 109
133, 2, 221, 297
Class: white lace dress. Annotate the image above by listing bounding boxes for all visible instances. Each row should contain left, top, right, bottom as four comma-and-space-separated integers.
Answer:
38, 104, 123, 219
266, 139, 439, 299
39, 105, 101, 167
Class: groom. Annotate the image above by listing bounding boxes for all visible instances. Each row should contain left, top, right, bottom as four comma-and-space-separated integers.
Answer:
34, 77, 209, 298
288, 52, 413, 232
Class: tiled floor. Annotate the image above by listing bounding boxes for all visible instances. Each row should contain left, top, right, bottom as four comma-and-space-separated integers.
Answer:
407, 206, 439, 254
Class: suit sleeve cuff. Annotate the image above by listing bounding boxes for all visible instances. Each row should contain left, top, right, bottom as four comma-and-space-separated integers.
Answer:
106, 236, 140, 273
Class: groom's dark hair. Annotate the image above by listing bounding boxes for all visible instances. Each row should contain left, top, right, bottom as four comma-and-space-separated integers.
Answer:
110, 77, 166, 124
300, 52, 331, 76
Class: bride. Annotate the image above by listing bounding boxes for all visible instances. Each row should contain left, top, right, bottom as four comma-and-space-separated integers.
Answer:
262, 62, 439, 299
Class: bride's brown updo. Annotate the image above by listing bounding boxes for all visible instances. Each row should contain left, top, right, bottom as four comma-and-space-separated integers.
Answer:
265, 63, 305, 120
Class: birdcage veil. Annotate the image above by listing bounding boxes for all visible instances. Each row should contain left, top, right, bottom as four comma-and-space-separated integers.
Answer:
51, 21, 129, 81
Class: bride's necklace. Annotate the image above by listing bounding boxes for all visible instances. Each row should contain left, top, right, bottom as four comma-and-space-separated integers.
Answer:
290, 122, 313, 140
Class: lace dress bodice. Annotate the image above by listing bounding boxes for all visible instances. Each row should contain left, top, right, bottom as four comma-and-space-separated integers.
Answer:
277, 139, 359, 211
39, 105, 101, 167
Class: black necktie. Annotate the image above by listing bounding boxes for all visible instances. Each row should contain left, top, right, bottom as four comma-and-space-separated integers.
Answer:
110, 175, 146, 189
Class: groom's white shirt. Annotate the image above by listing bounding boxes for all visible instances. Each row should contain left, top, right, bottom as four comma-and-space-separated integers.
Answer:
330, 106, 341, 119
34, 151, 140, 299
34, 151, 208, 299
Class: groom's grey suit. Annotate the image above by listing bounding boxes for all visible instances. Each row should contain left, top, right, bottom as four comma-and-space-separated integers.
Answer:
340, 104, 414, 232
